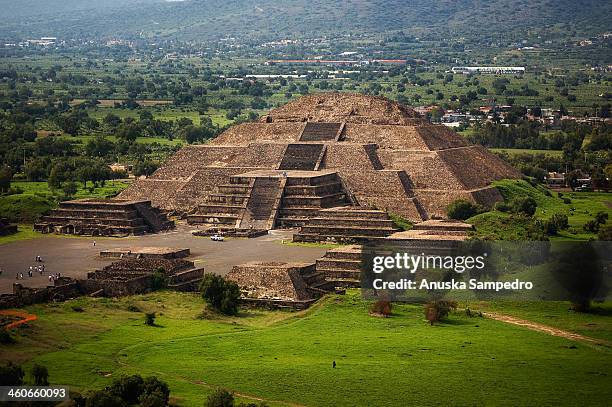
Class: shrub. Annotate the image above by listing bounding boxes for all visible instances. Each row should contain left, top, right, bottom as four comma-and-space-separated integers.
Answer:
370, 300, 392, 317
447, 200, 483, 220
388, 213, 412, 231
85, 389, 126, 407
598, 225, 612, 241
140, 376, 170, 406
584, 219, 600, 233
145, 312, 156, 326
510, 196, 537, 216
424, 300, 458, 325
595, 211, 609, 225
110, 375, 144, 404
562, 197, 572, 204
493, 201, 510, 212
0, 362, 24, 385
0, 330, 16, 344
205, 388, 234, 407
31, 364, 49, 385
200, 273, 241, 316
151, 268, 168, 291
550, 213, 569, 230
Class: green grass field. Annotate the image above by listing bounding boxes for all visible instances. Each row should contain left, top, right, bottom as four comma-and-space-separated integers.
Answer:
489, 148, 563, 157
467, 179, 612, 240
2, 291, 610, 406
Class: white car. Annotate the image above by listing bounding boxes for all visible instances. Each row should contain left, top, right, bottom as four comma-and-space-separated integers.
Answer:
210, 234, 224, 242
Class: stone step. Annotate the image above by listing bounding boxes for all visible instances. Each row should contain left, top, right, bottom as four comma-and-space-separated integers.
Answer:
285, 173, 339, 186
307, 217, 396, 228
276, 216, 310, 228
281, 192, 347, 207
293, 232, 390, 244
316, 258, 363, 271
41, 216, 146, 227
316, 209, 390, 219
51, 208, 140, 219
324, 278, 361, 288
187, 214, 240, 225
207, 194, 249, 205
299, 225, 398, 237
196, 204, 244, 214
283, 182, 344, 197
317, 267, 362, 281
217, 184, 251, 194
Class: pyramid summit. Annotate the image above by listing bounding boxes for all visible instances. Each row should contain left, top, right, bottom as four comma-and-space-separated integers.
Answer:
119, 93, 520, 230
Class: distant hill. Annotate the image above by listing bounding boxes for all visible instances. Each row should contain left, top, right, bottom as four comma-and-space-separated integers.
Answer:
0, 0, 610, 42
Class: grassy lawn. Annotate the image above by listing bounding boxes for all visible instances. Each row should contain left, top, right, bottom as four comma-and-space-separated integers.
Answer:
0, 225, 47, 245
2, 291, 610, 406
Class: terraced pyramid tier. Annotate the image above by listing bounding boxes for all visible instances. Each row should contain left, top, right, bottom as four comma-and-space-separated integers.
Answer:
119, 93, 520, 223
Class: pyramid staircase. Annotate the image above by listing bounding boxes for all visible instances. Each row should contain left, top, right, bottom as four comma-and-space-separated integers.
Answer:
276, 172, 349, 228
299, 122, 344, 142
187, 175, 253, 227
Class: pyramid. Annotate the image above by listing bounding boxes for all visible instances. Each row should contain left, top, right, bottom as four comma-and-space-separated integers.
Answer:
118, 93, 520, 227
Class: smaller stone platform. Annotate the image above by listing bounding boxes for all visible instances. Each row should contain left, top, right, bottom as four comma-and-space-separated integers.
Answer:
35, 198, 174, 237
387, 219, 472, 242
226, 261, 333, 309
100, 247, 191, 259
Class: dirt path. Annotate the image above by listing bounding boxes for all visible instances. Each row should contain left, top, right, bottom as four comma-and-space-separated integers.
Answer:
484, 312, 610, 346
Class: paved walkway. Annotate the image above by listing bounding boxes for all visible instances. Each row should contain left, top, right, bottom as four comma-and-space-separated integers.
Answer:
0, 225, 327, 294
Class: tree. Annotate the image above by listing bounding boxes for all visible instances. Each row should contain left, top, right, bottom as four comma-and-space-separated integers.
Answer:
200, 273, 241, 315
134, 160, 158, 177
447, 200, 482, 220
110, 375, 144, 404
31, 364, 49, 386
205, 388, 234, 407
0, 362, 24, 385
424, 300, 458, 325
0, 165, 12, 193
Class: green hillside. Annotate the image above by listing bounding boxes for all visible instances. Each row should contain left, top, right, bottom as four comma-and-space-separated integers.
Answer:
1, 0, 610, 41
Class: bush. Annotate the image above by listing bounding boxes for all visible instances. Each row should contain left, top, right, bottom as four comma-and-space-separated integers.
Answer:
493, 201, 511, 212
595, 211, 609, 225
562, 197, 572, 204
510, 196, 537, 216
584, 219, 600, 233
31, 364, 49, 385
424, 300, 458, 325
205, 388, 234, 407
200, 273, 241, 316
110, 375, 144, 404
370, 300, 392, 317
145, 313, 156, 326
0, 362, 24, 385
85, 389, 126, 407
550, 213, 569, 230
447, 200, 483, 220
151, 268, 168, 291
0, 330, 16, 344
140, 376, 170, 406
598, 225, 612, 241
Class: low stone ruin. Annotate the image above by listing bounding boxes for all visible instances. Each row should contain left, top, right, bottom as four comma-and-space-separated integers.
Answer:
34, 198, 174, 237
226, 261, 333, 309
84, 257, 204, 296
0, 249, 204, 309
100, 247, 191, 259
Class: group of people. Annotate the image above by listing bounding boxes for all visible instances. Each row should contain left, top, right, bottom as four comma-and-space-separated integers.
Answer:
14, 255, 49, 280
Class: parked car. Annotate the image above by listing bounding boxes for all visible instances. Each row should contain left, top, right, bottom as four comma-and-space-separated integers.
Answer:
210, 234, 224, 241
